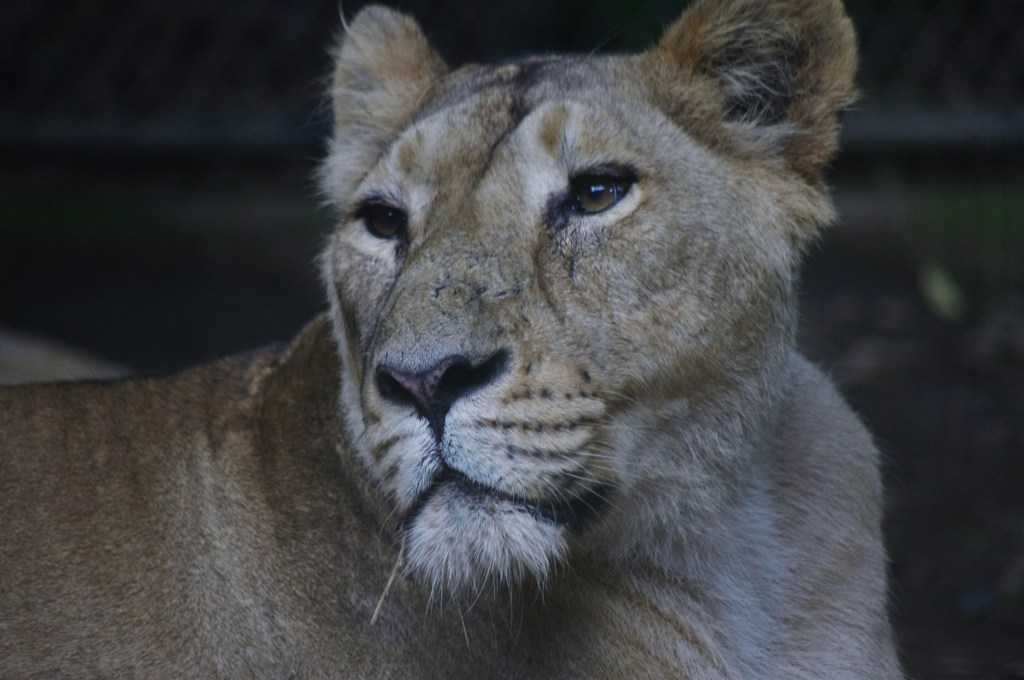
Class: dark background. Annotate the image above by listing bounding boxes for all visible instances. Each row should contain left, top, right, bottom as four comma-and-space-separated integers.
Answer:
1, 1, 1021, 676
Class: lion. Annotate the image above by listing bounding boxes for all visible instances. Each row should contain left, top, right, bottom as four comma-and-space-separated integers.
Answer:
0, 0, 902, 677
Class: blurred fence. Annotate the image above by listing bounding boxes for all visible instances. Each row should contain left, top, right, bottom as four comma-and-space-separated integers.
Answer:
1, 0, 1022, 155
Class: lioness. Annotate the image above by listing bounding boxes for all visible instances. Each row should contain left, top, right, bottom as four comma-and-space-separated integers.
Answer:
0, 0, 902, 677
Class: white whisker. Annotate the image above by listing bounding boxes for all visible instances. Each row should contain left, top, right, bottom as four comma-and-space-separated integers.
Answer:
370, 534, 405, 626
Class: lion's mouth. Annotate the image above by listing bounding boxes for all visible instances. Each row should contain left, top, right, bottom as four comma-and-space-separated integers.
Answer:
405, 464, 612, 534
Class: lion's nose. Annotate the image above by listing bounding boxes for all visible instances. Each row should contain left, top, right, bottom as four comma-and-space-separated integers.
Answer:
375, 350, 509, 440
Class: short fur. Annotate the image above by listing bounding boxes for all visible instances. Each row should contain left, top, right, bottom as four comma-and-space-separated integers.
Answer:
1, 1, 901, 677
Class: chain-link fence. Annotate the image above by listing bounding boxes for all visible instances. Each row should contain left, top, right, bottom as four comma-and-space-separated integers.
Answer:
854, 1, 1024, 110
847, 0, 1024, 150
1, 0, 339, 151
2, 0, 1022, 154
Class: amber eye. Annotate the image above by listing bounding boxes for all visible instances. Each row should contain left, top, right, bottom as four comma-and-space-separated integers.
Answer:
357, 203, 408, 240
567, 174, 633, 215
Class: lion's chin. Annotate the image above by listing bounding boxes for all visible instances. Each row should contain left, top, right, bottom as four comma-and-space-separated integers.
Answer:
402, 478, 569, 597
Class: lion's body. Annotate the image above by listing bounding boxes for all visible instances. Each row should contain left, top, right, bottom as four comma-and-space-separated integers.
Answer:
1, 1, 901, 677
0, 320, 895, 677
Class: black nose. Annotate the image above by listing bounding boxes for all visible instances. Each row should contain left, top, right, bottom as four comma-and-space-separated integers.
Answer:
375, 350, 509, 440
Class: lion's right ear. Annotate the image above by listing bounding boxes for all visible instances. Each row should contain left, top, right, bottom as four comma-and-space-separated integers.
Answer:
321, 6, 447, 203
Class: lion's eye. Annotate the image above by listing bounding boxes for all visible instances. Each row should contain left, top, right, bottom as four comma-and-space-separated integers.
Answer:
357, 203, 408, 240
568, 174, 633, 215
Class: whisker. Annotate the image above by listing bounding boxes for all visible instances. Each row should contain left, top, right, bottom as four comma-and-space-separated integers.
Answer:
370, 534, 405, 626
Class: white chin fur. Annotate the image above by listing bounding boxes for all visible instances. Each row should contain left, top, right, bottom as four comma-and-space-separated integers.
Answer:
404, 483, 568, 597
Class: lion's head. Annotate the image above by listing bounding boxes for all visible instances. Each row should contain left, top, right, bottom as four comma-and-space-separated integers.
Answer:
319, 0, 856, 596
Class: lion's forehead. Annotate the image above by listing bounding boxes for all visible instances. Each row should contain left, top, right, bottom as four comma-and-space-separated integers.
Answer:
373, 58, 651, 202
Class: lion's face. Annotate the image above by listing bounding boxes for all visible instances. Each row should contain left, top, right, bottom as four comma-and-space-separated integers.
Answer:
320, 3, 852, 595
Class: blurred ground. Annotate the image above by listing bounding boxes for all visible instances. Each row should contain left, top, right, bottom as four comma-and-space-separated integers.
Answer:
1, 152, 1021, 678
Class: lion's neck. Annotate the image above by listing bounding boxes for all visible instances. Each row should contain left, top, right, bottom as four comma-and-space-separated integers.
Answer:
566, 353, 795, 671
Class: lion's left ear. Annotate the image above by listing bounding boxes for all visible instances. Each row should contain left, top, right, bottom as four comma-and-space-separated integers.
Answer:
648, 0, 857, 183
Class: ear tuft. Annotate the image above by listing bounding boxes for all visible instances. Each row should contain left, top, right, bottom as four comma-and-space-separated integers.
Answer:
653, 0, 857, 180
332, 6, 447, 130
321, 6, 447, 203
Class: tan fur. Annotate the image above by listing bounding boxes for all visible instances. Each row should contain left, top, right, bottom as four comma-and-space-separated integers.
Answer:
1, 1, 902, 677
